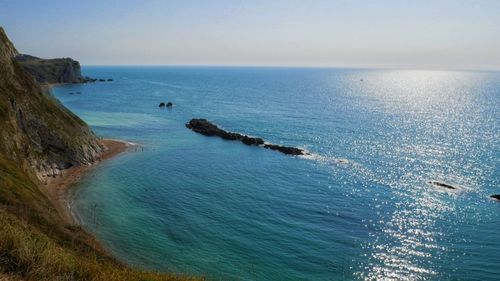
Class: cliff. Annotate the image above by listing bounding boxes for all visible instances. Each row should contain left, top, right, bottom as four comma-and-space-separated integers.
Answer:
15, 54, 87, 84
0, 27, 196, 280
0, 28, 102, 181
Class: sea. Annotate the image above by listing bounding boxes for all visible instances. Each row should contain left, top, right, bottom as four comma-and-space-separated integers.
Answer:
52, 67, 499, 280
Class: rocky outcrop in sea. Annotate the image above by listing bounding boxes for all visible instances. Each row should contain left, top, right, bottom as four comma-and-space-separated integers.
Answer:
186, 118, 309, 156
428, 181, 456, 190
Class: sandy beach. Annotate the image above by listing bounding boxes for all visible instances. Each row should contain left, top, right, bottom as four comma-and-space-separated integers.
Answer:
43, 139, 130, 224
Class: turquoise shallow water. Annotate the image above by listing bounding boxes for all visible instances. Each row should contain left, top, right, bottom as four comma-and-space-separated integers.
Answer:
54, 67, 499, 280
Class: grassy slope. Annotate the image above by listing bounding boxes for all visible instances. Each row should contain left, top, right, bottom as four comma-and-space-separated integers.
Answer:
0, 134, 199, 281
0, 27, 200, 281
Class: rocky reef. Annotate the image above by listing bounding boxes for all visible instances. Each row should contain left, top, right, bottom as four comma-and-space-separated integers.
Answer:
186, 119, 309, 156
428, 181, 456, 190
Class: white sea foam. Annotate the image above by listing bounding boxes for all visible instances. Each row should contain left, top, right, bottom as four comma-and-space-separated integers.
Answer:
126, 141, 139, 147
299, 151, 350, 165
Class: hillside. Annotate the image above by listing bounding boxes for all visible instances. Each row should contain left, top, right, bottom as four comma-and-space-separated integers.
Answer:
0, 28, 102, 182
0, 27, 198, 281
14, 54, 92, 84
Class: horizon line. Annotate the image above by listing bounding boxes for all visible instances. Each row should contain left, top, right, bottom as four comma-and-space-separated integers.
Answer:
80, 64, 500, 73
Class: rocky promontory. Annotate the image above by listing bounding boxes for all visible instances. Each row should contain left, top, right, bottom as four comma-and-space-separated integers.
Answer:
15, 54, 112, 84
186, 119, 309, 156
15, 54, 88, 84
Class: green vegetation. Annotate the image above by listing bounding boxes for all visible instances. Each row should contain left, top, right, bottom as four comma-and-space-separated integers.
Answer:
0, 156, 199, 281
0, 27, 200, 280
15, 54, 85, 84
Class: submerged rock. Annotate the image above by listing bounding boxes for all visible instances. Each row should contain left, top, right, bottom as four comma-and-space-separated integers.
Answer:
428, 181, 456, 190
490, 195, 500, 200
159, 102, 165, 107
98, 79, 106, 82
185, 118, 307, 156
107, 78, 113, 82
166, 102, 173, 108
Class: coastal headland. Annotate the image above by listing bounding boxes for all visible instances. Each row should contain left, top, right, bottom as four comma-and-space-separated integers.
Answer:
0, 26, 198, 281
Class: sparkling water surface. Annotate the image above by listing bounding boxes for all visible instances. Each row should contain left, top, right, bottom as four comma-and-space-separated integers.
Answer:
53, 67, 499, 280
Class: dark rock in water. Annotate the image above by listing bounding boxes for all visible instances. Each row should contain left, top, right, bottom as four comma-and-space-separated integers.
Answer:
166, 102, 173, 108
241, 135, 264, 145
263, 144, 304, 155
186, 119, 232, 137
428, 181, 456, 190
186, 118, 307, 156
69, 92, 74, 95
76, 92, 81, 95
81, 77, 98, 83
98, 79, 106, 82
159, 102, 165, 107
107, 78, 113, 82
490, 195, 500, 200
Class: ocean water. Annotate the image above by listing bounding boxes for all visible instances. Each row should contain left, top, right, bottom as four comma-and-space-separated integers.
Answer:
53, 67, 499, 281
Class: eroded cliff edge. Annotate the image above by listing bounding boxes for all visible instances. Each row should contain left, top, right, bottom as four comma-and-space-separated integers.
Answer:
0, 27, 102, 181
15, 54, 87, 84
0, 27, 196, 280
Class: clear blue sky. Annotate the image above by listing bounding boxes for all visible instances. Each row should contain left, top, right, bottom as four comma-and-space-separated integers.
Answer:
1, 0, 499, 70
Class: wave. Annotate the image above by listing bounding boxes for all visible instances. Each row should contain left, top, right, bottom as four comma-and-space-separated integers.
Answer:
299, 151, 350, 165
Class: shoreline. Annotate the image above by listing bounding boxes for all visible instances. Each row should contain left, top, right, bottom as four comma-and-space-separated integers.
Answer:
42, 139, 130, 224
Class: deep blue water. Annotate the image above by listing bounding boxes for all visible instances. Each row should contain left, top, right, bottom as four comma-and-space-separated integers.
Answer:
53, 67, 499, 280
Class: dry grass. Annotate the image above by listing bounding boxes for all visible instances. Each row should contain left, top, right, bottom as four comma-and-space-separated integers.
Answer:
0, 155, 201, 281
1, 27, 201, 280
0, 211, 200, 281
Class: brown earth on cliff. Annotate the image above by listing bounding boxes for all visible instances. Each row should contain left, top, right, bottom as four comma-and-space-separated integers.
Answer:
0, 27, 198, 280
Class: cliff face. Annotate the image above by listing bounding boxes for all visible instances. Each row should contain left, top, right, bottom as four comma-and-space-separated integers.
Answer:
0, 27, 18, 58
15, 54, 86, 84
0, 27, 196, 281
0, 27, 102, 181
